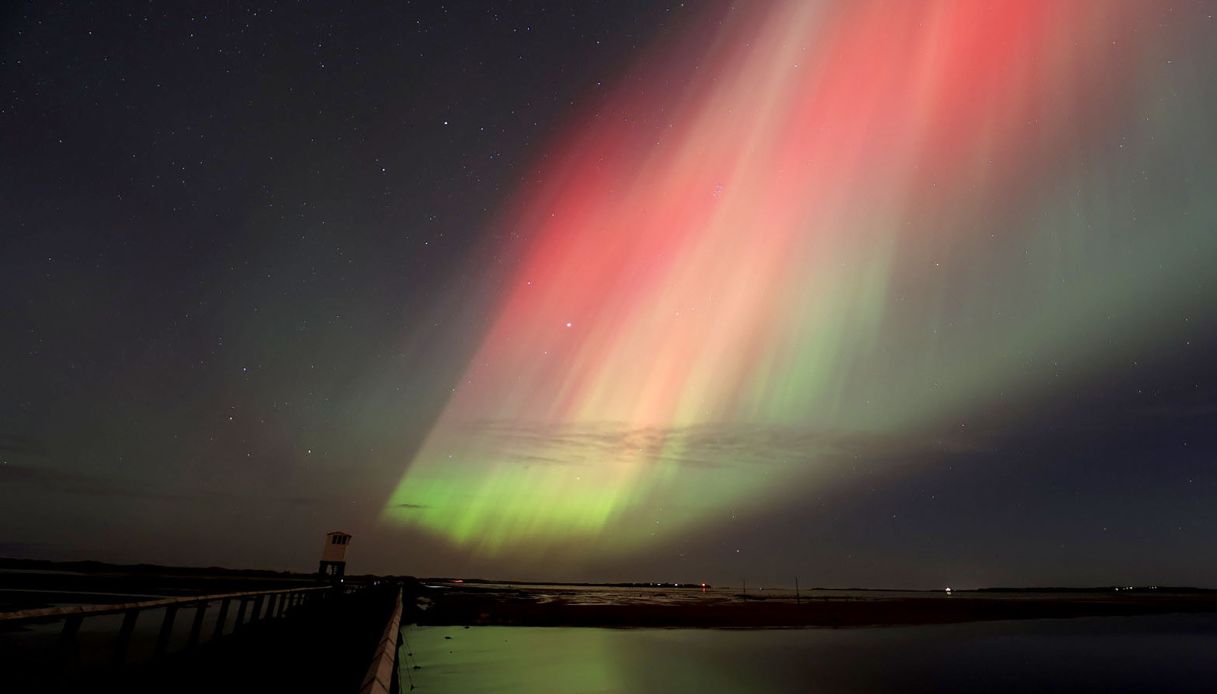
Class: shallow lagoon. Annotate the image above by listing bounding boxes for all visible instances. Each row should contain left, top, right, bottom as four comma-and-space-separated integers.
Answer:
403, 613, 1217, 693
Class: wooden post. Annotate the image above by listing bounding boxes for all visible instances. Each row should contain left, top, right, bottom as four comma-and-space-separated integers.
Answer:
265, 594, 277, 620
153, 605, 178, 658
250, 595, 264, 622
213, 598, 232, 639
60, 614, 84, 642
277, 593, 288, 617
112, 609, 140, 666
187, 602, 208, 648
57, 614, 84, 667
234, 598, 249, 629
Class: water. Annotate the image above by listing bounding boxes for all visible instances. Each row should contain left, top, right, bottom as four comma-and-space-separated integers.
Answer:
402, 613, 1217, 693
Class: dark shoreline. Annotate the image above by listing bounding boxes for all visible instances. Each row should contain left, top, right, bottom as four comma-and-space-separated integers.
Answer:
7, 558, 1217, 631
414, 586, 1217, 629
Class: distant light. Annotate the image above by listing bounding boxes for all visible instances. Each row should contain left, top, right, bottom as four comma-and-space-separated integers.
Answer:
945, 587, 952, 593
565, 322, 572, 328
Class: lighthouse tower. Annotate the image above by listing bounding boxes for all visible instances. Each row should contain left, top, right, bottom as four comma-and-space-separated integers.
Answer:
318, 531, 352, 580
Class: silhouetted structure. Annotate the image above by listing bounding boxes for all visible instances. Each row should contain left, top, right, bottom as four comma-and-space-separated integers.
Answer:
319, 531, 352, 581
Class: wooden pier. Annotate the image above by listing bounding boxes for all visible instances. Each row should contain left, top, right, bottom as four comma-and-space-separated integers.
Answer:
1, 581, 404, 693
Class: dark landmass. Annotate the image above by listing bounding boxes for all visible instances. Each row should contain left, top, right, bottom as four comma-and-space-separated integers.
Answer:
0, 557, 409, 613
975, 585, 1217, 594
409, 582, 1217, 629
424, 577, 714, 589
7, 558, 1217, 631
1, 556, 311, 579
424, 577, 1217, 595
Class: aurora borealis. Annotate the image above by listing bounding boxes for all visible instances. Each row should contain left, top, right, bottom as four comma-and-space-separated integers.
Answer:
3, 0, 1217, 586
384, 0, 1217, 566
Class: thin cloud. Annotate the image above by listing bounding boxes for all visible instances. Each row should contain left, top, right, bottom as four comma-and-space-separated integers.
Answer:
443, 420, 994, 472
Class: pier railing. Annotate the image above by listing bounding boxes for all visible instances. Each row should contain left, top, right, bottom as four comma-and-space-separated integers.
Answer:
358, 587, 403, 694
0, 584, 338, 665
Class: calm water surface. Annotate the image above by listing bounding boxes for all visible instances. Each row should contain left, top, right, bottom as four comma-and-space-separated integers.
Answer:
402, 614, 1217, 693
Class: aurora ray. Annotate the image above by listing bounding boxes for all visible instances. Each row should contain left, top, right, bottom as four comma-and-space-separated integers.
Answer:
383, 0, 1217, 564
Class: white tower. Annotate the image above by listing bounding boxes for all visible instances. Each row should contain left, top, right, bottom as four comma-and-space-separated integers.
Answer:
319, 530, 352, 580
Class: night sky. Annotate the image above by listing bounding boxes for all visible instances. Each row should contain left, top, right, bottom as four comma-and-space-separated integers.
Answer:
3, 1, 1217, 589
